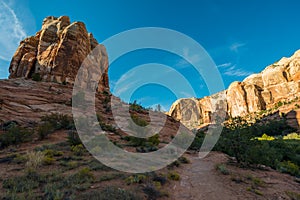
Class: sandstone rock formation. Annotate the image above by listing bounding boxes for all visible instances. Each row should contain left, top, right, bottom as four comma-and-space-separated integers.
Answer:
9, 16, 109, 92
169, 50, 300, 129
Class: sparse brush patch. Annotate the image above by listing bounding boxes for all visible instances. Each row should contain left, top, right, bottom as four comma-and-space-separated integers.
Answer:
87, 159, 111, 171
43, 149, 63, 157
167, 171, 180, 181
99, 173, 125, 182
43, 156, 55, 165
125, 174, 147, 185
277, 161, 300, 176
178, 156, 190, 164
129, 100, 145, 112
216, 164, 230, 175
37, 122, 54, 140
12, 153, 27, 164
285, 191, 300, 200
167, 160, 180, 169
41, 113, 74, 130
246, 187, 263, 196
143, 183, 161, 200
77, 187, 141, 200
131, 113, 149, 127
246, 175, 265, 187
3, 170, 42, 193
71, 144, 86, 156
152, 175, 167, 185
25, 151, 44, 170
230, 175, 244, 184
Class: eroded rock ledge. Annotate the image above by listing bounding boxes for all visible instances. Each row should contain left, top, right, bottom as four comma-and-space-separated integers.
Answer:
169, 50, 300, 129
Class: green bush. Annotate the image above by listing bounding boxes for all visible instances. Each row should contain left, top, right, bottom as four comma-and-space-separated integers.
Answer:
37, 122, 54, 140
43, 156, 55, 165
129, 100, 145, 112
189, 131, 205, 151
277, 161, 300, 176
124, 134, 160, 148
131, 114, 148, 127
71, 144, 86, 156
0, 125, 33, 148
41, 113, 74, 130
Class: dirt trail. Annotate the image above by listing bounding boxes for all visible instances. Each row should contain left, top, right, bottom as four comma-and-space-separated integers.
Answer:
169, 152, 300, 200
171, 153, 239, 200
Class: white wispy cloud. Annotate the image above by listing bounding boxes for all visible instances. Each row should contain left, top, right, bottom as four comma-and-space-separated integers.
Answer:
0, 1, 27, 62
217, 62, 232, 68
230, 42, 246, 53
218, 62, 253, 77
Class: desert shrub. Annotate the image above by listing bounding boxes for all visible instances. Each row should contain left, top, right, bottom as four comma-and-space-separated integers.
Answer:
152, 175, 167, 185
131, 114, 148, 127
167, 171, 180, 181
0, 125, 33, 148
43, 156, 55, 165
283, 133, 300, 140
277, 161, 300, 176
167, 160, 180, 169
125, 174, 147, 184
43, 149, 63, 157
254, 119, 295, 136
26, 151, 44, 170
143, 183, 161, 200
129, 100, 145, 112
124, 134, 160, 148
3, 171, 42, 193
99, 173, 125, 182
12, 153, 27, 164
148, 134, 160, 146
189, 131, 205, 151
71, 167, 94, 184
41, 113, 74, 130
87, 160, 111, 171
245, 142, 282, 168
216, 164, 230, 175
32, 73, 42, 81
67, 130, 82, 146
71, 144, 86, 156
37, 122, 54, 140
285, 191, 300, 200
178, 156, 190, 164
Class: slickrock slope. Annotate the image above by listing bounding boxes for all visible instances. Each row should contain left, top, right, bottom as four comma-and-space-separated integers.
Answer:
169, 50, 300, 129
8, 16, 109, 92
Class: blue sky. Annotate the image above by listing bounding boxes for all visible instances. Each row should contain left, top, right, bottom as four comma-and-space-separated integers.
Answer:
1, 0, 300, 110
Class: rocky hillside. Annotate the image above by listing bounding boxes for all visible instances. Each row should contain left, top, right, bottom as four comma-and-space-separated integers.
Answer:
169, 50, 300, 130
0, 16, 181, 143
9, 16, 109, 92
